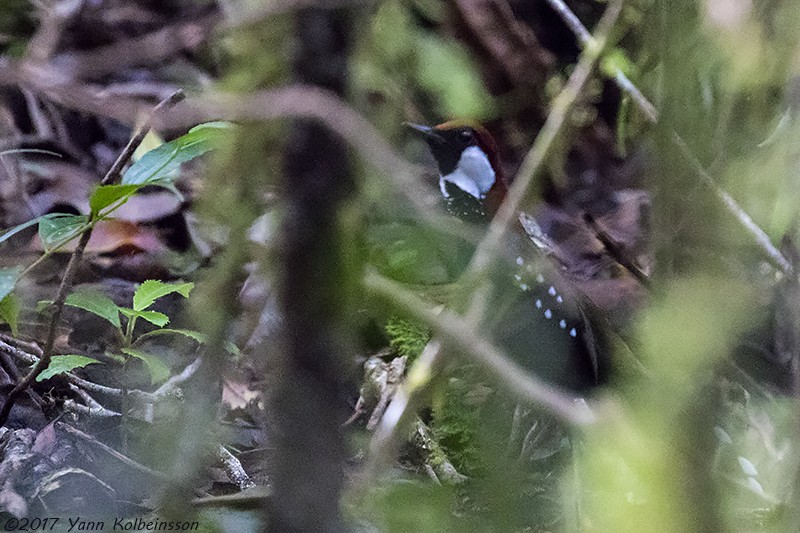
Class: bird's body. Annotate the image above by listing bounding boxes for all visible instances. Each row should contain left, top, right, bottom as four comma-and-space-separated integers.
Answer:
407, 120, 626, 391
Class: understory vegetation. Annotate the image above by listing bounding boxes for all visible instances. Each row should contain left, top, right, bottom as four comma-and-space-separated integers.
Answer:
1, 0, 800, 531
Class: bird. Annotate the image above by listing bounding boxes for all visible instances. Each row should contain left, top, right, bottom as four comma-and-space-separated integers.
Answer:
406, 121, 507, 223
407, 120, 649, 391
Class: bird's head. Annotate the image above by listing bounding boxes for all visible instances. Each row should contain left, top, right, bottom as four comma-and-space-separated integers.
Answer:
407, 120, 508, 222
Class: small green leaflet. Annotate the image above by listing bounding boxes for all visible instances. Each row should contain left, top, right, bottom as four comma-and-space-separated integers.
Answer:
37, 355, 101, 381
137, 328, 207, 344
0, 294, 20, 336
121, 122, 231, 188
65, 291, 121, 328
121, 348, 170, 384
134, 328, 241, 356
133, 280, 194, 311
89, 184, 142, 215
0, 267, 21, 302
120, 308, 170, 327
38, 214, 89, 251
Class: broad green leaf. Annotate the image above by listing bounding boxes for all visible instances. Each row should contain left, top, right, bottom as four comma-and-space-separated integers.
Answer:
89, 184, 142, 215
65, 290, 121, 328
37, 355, 101, 381
120, 308, 170, 327
0, 293, 20, 336
121, 122, 231, 188
133, 280, 194, 311
121, 348, 170, 384
38, 214, 88, 250
0, 267, 21, 301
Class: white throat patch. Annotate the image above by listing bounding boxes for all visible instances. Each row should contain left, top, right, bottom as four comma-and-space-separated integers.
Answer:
439, 145, 496, 200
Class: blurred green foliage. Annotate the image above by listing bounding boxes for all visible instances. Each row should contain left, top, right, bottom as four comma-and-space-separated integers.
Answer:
0, 0, 33, 56
353, 0, 493, 138
356, 0, 800, 531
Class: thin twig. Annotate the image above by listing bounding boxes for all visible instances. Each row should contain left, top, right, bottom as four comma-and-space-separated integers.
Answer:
218, 445, 256, 491
671, 133, 792, 273
101, 90, 185, 186
0, 90, 185, 426
544, 0, 658, 124
65, 385, 121, 418
583, 212, 652, 287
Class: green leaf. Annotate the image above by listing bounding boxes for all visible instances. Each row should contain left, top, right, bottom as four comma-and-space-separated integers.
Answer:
0, 267, 22, 301
138, 328, 208, 344
134, 328, 241, 356
0, 294, 20, 336
38, 214, 89, 250
120, 308, 170, 327
37, 355, 101, 381
121, 122, 232, 188
65, 290, 121, 328
89, 184, 142, 215
121, 348, 170, 384
133, 280, 194, 311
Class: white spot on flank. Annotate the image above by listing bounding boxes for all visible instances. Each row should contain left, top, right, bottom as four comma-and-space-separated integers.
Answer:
569, 327, 577, 337
535, 299, 542, 309
548, 286, 556, 296
556, 295, 563, 303
544, 309, 552, 319
559, 319, 567, 329
439, 146, 496, 199
516, 256, 524, 266
520, 284, 529, 291
514, 274, 522, 282
536, 273, 544, 283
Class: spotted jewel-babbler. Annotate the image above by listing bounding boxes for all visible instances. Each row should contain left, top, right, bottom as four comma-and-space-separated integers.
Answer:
407, 119, 647, 392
